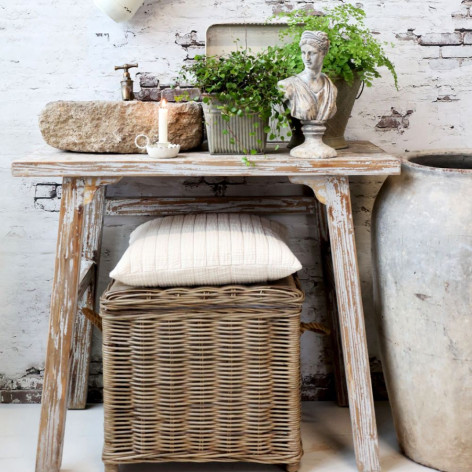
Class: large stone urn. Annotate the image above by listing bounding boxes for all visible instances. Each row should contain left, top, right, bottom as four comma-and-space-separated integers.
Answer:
372, 152, 472, 472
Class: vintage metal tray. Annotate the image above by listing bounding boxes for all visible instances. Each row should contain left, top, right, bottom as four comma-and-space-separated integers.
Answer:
206, 22, 289, 56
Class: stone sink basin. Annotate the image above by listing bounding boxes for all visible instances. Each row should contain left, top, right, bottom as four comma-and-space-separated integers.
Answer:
39, 101, 203, 153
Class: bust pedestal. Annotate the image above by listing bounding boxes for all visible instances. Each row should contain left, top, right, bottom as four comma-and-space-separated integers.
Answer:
290, 120, 337, 159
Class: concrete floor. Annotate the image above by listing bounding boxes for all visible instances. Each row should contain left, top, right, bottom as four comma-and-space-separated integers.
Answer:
0, 402, 434, 472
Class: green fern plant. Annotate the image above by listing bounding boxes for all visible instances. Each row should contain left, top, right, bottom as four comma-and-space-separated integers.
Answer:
271, 4, 398, 88
180, 47, 298, 161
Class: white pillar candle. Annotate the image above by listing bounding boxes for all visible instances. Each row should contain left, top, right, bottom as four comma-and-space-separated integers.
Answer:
159, 99, 168, 143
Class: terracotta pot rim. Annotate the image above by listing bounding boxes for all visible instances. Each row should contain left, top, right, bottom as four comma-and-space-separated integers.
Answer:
402, 150, 472, 175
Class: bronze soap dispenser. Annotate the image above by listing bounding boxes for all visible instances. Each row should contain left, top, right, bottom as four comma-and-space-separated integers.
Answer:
115, 63, 138, 101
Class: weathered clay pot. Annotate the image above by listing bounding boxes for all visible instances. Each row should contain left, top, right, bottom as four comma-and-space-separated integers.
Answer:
288, 77, 362, 150
325, 77, 363, 149
372, 152, 472, 472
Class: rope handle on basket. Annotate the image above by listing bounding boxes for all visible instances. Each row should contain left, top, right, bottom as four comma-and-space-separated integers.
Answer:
83, 308, 329, 336
82, 307, 102, 331
300, 321, 330, 336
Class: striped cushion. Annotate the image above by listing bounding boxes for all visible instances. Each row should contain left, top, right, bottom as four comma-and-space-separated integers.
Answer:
110, 213, 302, 287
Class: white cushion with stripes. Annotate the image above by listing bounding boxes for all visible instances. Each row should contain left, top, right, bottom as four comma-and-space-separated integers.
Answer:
110, 213, 302, 287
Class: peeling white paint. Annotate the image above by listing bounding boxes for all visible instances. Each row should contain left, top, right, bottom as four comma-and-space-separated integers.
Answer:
1, 0, 472, 399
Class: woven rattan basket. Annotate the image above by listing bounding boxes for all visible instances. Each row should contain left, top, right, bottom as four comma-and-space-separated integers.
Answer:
100, 276, 305, 472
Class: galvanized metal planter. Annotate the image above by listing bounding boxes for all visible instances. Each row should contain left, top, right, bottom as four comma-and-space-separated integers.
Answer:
372, 152, 472, 472
202, 99, 267, 154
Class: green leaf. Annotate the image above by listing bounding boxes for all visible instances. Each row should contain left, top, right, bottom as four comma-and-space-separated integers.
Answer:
241, 155, 255, 167
261, 4, 398, 89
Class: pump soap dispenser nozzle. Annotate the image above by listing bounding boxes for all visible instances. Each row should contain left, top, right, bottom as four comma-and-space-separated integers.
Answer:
115, 63, 138, 101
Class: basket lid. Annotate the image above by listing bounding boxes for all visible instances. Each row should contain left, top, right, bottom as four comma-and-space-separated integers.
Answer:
100, 275, 304, 312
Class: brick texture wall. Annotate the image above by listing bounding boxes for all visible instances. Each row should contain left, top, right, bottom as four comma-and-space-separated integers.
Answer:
1, 0, 471, 403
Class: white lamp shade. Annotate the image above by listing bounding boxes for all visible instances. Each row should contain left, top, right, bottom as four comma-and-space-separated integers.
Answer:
94, 0, 143, 23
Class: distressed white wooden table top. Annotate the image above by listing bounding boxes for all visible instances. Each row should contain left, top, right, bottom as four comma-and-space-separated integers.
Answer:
12, 141, 400, 177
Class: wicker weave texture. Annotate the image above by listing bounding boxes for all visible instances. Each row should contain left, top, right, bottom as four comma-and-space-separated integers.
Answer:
101, 277, 304, 468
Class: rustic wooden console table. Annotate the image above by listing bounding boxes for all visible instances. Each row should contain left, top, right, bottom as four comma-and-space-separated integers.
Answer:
11, 141, 400, 472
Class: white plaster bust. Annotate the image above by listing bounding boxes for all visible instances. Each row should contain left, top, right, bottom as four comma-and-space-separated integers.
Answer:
278, 31, 337, 122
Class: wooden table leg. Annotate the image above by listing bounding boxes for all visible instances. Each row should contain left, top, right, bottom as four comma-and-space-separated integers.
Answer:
314, 197, 349, 407
68, 187, 106, 409
290, 176, 380, 472
36, 178, 86, 472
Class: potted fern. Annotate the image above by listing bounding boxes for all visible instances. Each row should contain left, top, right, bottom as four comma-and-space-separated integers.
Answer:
271, 4, 398, 149
180, 47, 297, 159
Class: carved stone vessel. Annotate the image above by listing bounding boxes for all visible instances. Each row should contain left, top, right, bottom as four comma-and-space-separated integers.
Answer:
39, 101, 203, 153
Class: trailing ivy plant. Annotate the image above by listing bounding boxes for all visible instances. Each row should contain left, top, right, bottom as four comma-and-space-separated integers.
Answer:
180, 47, 298, 164
270, 4, 398, 88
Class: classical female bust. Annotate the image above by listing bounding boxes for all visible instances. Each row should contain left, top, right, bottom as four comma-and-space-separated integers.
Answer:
278, 30, 338, 158
278, 30, 337, 121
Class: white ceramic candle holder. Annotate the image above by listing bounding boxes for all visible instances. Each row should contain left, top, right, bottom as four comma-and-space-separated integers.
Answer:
135, 135, 180, 159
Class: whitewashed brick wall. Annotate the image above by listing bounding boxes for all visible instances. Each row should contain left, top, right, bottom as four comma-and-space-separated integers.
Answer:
1, 0, 471, 402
